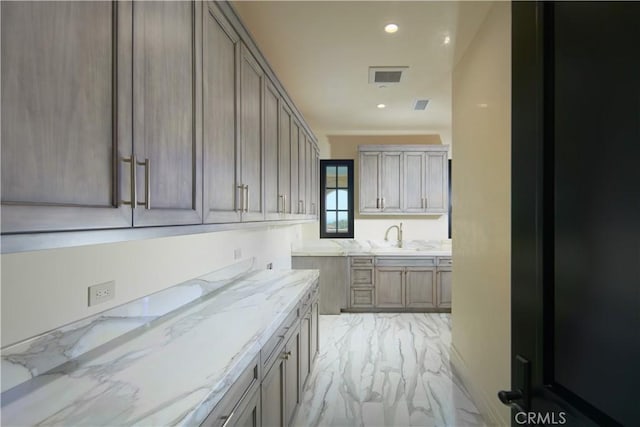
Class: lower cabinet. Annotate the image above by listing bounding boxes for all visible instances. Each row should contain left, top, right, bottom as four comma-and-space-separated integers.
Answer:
436, 267, 453, 308
375, 267, 404, 308
201, 355, 260, 427
375, 265, 436, 309
203, 284, 319, 427
283, 330, 300, 426
261, 351, 285, 427
347, 256, 451, 312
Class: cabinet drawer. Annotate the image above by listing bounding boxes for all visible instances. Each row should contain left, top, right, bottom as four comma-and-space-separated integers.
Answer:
351, 268, 374, 286
351, 257, 374, 267
437, 257, 452, 266
261, 307, 299, 372
351, 288, 374, 307
375, 257, 435, 267
201, 354, 260, 427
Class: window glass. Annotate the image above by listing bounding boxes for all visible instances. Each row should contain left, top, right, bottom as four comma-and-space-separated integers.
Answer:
320, 160, 354, 238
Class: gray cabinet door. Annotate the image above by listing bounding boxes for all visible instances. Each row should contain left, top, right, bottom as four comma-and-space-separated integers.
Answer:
299, 309, 311, 390
284, 330, 300, 426
290, 120, 300, 216
264, 80, 280, 220
1, 1, 132, 233
203, 4, 241, 224
312, 148, 320, 218
132, 1, 202, 226
297, 132, 307, 216
436, 268, 452, 308
403, 152, 426, 213
262, 355, 285, 427
425, 152, 448, 213
380, 152, 403, 213
305, 135, 313, 217
375, 267, 404, 308
311, 297, 319, 364
239, 44, 264, 222
405, 267, 436, 308
278, 104, 292, 217
359, 152, 380, 213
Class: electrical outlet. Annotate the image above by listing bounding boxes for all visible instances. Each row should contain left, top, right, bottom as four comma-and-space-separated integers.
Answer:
234, 248, 242, 260
266, 262, 273, 270
88, 281, 115, 306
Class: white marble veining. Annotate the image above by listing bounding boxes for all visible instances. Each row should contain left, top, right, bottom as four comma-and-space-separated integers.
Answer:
1, 267, 319, 426
1, 258, 257, 394
291, 239, 452, 257
294, 313, 484, 427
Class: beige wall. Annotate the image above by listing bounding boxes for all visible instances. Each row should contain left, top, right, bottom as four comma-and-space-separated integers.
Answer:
1, 225, 302, 347
319, 134, 449, 241
451, 2, 511, 425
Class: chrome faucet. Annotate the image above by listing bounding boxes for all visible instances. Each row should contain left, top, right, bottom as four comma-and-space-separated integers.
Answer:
384, 222, 403, 248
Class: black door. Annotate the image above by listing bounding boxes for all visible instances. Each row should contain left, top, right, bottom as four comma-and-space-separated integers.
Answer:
508, 2, 640, 426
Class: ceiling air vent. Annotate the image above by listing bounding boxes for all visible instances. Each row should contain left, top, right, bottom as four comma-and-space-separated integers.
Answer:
368, 66, 408, 85
414, 99, 430, 110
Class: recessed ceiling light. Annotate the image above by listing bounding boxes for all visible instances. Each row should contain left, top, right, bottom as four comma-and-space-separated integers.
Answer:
384, 24, 398, 34
377, 103, 386, 109
443, 35, 451, 45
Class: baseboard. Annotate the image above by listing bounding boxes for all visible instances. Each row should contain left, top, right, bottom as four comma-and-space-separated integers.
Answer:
450, 344, 509, 426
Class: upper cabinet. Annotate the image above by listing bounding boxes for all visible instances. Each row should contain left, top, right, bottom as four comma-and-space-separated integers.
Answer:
132, 1, 202, 226
1, 1, 319, 238
238, 44, 265, 221
1, 1, 132, 233
359, 150, 403, 214
264, 80, 281, 221
359, 145, 449, 215
278, 104, 293, 218
203, 5, 241, 224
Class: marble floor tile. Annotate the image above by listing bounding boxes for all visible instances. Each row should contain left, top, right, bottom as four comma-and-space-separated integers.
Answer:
293, 313, 485, 427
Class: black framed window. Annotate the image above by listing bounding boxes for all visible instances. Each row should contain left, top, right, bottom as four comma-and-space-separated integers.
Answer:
320, 160, 354, 238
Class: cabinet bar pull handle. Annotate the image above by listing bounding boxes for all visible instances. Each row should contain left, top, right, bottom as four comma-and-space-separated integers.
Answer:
425, 196, 428, 208
220, 411, 236, 427
284, 194, 287, 213
381, 197, 385, 209
245, 185, 249, 212
237, 185, 244, 212
120, 155, 137, 208
376, 198, 379, 209
136, 158, 150, 209
279, 195, 283, 213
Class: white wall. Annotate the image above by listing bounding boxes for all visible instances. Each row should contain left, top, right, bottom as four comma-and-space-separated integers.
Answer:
451, 2, 511, 425
1, 225, 302, 347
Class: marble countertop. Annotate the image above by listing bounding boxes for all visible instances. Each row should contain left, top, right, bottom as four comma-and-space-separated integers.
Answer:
291, 239, 452, 257
1, 268, 319, 426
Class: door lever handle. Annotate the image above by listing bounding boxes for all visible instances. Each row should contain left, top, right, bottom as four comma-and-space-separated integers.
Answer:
498, 389, 525, 412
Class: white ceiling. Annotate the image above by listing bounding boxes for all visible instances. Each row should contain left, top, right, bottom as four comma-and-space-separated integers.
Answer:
232, 1, 492, 146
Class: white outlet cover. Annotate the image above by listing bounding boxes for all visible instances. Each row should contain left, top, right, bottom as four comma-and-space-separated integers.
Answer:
88, 281, 115, 306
